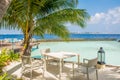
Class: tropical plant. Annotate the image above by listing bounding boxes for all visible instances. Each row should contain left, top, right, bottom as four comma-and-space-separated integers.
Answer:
0, 48, 10, 67
0, 73, 22, 80
0, 0, 89, 56
0, 73, 8, 80
0, 0, 11, 21
8, 50, 20, 61
0, 48, 20, 73
0, 54, 9, 73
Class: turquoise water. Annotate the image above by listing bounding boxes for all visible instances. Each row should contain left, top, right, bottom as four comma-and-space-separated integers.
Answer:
1, 34, 120, 40
31, 41, 120, 66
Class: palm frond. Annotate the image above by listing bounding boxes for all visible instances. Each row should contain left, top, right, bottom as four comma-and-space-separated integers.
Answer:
0, 0, 89, 40
37, 8, 89, 28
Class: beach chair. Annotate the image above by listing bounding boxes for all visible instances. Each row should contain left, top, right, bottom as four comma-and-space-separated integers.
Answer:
79, 57, 98, 80
21, 55, 44, 80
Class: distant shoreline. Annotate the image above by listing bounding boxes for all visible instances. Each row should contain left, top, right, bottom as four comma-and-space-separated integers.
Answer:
0, 33, 120, 35
0, 34, 120, 40
36, 38, 116, 42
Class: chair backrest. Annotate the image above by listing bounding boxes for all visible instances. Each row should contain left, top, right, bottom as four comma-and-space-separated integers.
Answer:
40, 48, 50, 54
21, 55, 32, 65
87, 57, 98, 67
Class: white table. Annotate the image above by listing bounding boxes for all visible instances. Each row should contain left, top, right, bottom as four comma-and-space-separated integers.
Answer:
43, 51, 80, 79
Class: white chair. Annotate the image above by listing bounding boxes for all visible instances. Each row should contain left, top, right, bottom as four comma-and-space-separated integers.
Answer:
40, 48, 50, 61
40, 48, 58, 65
21, 55, 44, 80
40, 48, 50, 59
21, 56, 32, 79
80, 57, 98, 80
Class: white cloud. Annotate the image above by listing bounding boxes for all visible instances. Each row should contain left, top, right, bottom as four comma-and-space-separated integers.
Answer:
89, 7, 120, 24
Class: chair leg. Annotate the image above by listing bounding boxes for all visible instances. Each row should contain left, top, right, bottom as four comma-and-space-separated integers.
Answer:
30, 68, 32, 80
96, 69, 98, 80
42, 69, 44, 78
72, 62, 74, 77
86, 68, 89, 80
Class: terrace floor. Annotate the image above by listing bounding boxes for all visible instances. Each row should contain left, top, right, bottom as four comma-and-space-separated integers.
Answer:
7, 61, 120, 80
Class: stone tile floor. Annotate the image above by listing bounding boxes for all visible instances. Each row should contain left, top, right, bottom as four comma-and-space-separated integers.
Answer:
11, 62, 120, 80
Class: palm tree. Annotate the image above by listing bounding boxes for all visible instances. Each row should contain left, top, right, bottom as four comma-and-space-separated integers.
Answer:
0, 0, 89, 56
0, 0, 11, 21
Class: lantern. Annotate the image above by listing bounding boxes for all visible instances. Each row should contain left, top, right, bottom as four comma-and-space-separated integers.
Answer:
97, 47, 105, 64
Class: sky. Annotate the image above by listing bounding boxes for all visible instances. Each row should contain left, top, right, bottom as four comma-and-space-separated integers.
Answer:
0, 0, 120, 34
67, 0, 120, 34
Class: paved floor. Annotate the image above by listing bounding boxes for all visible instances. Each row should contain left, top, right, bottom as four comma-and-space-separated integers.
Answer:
1, 41, 120, 80
11, 61, 120, 80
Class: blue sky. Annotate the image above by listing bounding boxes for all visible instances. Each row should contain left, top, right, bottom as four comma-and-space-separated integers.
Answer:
0, 0, 120, 34
67, 0, 120, 34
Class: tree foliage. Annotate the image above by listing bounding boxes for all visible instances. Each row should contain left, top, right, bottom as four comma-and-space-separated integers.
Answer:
0, 0, 89, 55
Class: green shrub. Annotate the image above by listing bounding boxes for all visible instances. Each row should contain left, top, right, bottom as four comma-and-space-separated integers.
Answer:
0, 51, 9, 67
0, 73, 23, 80
8, 50, 20, 61
0, 48, 20, 73
0, 73, 12, 80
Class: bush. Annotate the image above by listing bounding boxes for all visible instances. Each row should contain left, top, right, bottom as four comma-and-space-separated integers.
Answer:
0, 73, 12, 80
8, 50, 20, 61
0, 49, 9, 67
0, 73, 23, 80
0, 48, 20, 73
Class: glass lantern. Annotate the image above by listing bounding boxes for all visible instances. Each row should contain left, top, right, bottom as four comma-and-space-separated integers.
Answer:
97, 47, 105, 64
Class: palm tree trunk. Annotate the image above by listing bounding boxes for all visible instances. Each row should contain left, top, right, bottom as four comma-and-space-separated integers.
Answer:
23, 33, 32, 56
21, 34, 26, 46
0, 0, 11, 21
23, 21, 34, 56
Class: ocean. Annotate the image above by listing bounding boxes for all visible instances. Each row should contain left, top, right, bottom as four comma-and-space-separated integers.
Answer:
0, 34, 120, 40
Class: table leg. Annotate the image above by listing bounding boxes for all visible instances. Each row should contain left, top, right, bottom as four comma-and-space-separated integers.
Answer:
78, 54, 80, 67
72, 62, 74, 77
59, 59, 62, 79
44, 56, 47, 71
62, 59, 64, 70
